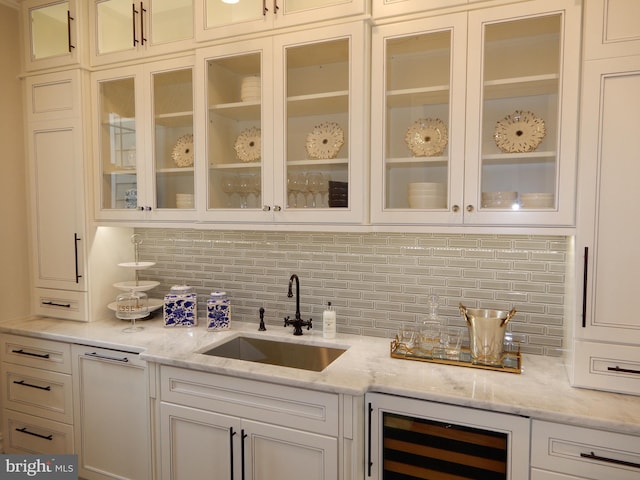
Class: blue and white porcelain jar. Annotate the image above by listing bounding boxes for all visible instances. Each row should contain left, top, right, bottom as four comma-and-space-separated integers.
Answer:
163, 285, 197, 327
207, 291, 231, 331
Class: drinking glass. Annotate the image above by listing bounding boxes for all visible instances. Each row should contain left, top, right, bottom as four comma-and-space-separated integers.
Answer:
306, 171, 323, 208
418, 321, 441, 356
440, 326, 464, 360
397, 322, 417, 353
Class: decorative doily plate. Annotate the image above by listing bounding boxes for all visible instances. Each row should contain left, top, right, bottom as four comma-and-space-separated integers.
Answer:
494, 110, 546, 153
404, 118, 448, 157
234, 127, 261, 162
172, 134, 194, 167
306, 122, 345, 159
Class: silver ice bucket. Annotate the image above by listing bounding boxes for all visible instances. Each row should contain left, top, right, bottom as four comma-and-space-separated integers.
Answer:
459, 304, 516, 365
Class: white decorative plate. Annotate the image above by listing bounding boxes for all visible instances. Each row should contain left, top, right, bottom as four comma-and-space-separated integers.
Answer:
117, 261, 155, 269
172, 134, 194, 167
404, 118, 448, 157
234, 127, 261, 163
113, 280, 160, 292
494, 110, 546, 153
306, 122, 344, 159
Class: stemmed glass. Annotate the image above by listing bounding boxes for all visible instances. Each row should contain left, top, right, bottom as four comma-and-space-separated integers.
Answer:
116, 288, 148, 333
250, 174, 261, 208
238, 174, 252, 208
306, 172, 323, 208
319, 173, 330, 207
221, 173, 238, 208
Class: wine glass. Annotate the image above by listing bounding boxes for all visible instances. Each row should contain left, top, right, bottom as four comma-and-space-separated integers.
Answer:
221, 173, 238, 208
306, 172, 323, 208
238, 174, 252, 208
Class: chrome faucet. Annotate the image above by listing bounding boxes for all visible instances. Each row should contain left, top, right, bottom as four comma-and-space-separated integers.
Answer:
283, 274, 312, 335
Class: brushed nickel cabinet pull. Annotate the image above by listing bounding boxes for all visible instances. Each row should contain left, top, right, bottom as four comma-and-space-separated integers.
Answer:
13, 380, 51, 391
580, 451, 640, 469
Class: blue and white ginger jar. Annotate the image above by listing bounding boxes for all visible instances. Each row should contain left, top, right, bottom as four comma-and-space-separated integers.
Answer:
207, 291, 231, 331
164, 285, 197, 327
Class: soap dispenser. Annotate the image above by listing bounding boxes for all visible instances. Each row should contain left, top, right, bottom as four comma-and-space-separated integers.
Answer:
323, 302, 336, 339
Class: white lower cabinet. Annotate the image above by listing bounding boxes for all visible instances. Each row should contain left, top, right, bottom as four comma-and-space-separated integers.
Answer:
72, 345, 152, 480
159, 365, 361, 480
531, 420, 640, 480
1, 334, 74, 454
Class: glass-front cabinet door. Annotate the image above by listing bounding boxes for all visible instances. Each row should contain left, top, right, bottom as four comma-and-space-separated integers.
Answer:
370, 14, 467, 224
22, 0, 82, 71
463, 0, 581, 226
93, 57, 196, 221
198, 22, 365, 224
196, 0, 366, 42
91, 0, 193, 65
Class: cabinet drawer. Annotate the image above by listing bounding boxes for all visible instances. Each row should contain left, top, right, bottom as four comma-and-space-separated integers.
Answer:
531, 420, 640, 480
3, 409, 74, 454
2, 363, 73, 424
33, 288, 88, 322
160, 366, 339, 436
1, 334, 72, 373
573, 340, 640, 396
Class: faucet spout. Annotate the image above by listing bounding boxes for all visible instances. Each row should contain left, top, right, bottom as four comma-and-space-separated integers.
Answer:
288, 274, 301, 320
284, 274, 312, 335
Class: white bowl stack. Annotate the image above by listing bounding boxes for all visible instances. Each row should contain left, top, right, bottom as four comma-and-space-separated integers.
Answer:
176, 193, 195, 209
240, 75, 261, 102
481, 191, 518, 208
520, 192, 554, 208
407, 182, 447, 208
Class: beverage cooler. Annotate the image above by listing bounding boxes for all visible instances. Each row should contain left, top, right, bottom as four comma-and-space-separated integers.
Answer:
366, 393, 530, 479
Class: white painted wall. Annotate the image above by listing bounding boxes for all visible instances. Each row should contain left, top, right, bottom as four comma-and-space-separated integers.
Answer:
0, 4, 30, 321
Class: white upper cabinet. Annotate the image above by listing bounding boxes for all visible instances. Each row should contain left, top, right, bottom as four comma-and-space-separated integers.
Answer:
372, 0, 466, 20
22, 0, 84, 72
90, 0, 194, 66
370, 0, 581, 226
196, 22, 366, 224
92, 56, 197, 222
195, 0, 368, 43
583, 0, 640, 60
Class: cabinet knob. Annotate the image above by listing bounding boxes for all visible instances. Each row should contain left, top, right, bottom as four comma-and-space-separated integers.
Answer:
466, 205, 474, 213
452, 205, 460, 212
273, 205, 282, 212
262, 205, 271, 211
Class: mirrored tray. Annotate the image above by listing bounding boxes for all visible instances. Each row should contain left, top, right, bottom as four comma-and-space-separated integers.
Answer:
390, 336, 522, 374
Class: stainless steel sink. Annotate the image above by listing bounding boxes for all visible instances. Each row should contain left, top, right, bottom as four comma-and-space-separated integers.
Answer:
200, 336, 347, 372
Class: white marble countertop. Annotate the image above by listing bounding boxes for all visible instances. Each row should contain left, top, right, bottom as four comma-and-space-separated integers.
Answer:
1, 315, 639, 436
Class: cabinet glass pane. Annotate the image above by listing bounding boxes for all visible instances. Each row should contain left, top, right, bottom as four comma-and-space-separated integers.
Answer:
30, 2, 70, 60
204, 0, 263, 29
285, 38, 349, 209
96, 0, 134, 55
153, 68, 194, 209
383, 31, 452, 210
206, 53, 262, 210
98, 77, 138, 210
284, 0, 350, 15
480, 14, 561, 211
151, 0, 193, 45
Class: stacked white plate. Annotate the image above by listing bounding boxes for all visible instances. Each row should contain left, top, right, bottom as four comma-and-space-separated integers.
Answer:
408, 182, 447, 209
520, 192, 554, 208
176, 193, 194, 209
240, 75, 261, 102
481, 191, 518, 208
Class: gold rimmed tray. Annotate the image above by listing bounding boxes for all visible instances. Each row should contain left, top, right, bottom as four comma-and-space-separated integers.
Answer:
390, 337, 522, 374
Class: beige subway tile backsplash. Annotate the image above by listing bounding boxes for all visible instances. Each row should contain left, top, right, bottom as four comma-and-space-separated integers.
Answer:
135, 229, 570, 357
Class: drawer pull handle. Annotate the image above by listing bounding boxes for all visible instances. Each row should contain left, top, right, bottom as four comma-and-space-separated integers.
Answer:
85, 352, 129, 363
580, 451, 640, 469
42, 301, 71, 308
607, 365, 640, 375
11, 349, 50, 359
13, 380, 51, 391
16, 427, 53, 441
